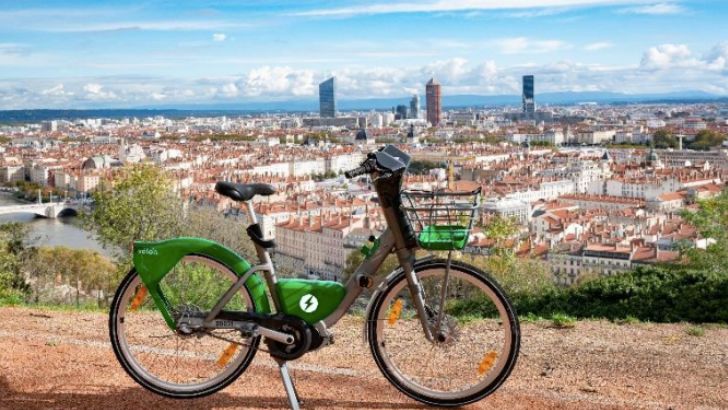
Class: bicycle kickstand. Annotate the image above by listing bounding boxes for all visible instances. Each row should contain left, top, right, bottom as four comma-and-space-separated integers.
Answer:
276, 359, 302, 410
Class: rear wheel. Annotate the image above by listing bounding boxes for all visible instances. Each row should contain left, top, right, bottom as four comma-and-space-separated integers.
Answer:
109, 255, 260, 398
367, 259, 520, 407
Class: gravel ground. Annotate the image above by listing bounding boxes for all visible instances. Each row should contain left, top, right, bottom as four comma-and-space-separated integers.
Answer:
0, 306, 726, 409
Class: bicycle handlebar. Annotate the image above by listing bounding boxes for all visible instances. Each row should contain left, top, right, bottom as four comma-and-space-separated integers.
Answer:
344, 158, 376, 179
344, 166, 368, 179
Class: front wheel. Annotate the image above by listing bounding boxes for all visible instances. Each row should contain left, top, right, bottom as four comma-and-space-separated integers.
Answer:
367, 259, 520, 407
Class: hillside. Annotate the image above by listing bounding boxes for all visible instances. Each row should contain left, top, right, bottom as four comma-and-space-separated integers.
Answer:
0, 307, 726, 409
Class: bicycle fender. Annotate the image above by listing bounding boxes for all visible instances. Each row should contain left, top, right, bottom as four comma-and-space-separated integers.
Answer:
133, 237, 271, 328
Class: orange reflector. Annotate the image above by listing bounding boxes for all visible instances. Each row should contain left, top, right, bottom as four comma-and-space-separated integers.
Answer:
217, 343, 239, 368
129, 286, 147, 311
388, 299, 403, 325
478, 351, 498, 375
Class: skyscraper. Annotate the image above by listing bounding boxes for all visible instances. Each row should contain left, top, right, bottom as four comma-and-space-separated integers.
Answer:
522, 75, 535, 115
319, 77, 336, 118
409, 94, 420, 119
395, 104, 409, 120
426, 78, 441, 126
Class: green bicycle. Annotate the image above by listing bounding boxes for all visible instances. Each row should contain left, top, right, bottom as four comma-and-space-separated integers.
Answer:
109, 145, 520, 408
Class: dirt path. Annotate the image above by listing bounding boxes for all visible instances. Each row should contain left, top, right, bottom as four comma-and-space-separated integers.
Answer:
0, 307, 726, 409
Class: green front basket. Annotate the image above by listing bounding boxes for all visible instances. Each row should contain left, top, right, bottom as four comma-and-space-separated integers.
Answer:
417, 225, 469, 251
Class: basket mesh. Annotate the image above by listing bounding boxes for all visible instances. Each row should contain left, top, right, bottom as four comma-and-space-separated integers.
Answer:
400, 188, 481, 251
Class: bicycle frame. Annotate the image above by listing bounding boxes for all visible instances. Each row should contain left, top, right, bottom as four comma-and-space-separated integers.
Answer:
202, 203, 431, 340
133, 198, 435, 342
133, 146, 436, 342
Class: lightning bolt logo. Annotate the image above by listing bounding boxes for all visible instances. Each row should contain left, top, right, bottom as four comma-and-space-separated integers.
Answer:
299, 294, 319, 313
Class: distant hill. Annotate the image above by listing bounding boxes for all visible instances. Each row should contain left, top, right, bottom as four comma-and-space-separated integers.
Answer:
1, 91, 726, 123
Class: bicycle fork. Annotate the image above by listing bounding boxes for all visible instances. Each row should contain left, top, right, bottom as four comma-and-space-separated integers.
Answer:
399, 250, 436, 342
401, 251, 454, 344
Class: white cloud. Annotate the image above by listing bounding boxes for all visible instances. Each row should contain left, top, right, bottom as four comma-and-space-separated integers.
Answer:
293, 0, 652, 17
704, 42, 728, 72
83, 83, 117, 100
40, 84, 71, 97
212, 33, 227, 42
619, 2, 685, 15
491, 37, 569, 54
241, 66, 315, 97
640, 43, 697, 69
34, 20, 250, 33
3, 42, 728, 108
584, 42, 614, 51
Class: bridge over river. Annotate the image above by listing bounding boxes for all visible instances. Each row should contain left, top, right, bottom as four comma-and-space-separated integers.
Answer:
0, 201, 80, 218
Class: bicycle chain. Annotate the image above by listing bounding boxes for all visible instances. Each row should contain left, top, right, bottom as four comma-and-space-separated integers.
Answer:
203, 330, 272, 354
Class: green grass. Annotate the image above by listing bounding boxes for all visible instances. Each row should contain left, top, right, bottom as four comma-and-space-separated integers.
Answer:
685, 325, 705, 337
520, 312, 546, 323
614, 315, 641, 325
550, 313, 577, 329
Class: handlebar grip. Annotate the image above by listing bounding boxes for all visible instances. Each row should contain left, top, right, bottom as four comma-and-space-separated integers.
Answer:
344, 166, 367, 179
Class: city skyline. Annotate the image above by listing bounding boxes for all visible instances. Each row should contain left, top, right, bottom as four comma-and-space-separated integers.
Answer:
0, 1, 727, 109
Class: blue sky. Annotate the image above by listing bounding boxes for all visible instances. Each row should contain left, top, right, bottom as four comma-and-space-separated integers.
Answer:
0, 0, 727, 108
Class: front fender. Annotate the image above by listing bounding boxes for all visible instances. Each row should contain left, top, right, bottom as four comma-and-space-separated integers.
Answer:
133, 237, 271, 329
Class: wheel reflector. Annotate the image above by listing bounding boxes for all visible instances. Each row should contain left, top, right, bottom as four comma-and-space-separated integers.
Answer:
388, 299, 403, 325
478, 351, 498, 375
217, 343, 239, 368
129, 286, 147, 311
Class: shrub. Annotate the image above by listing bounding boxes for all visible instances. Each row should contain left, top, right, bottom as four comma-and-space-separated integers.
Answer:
513, 266, 728, 324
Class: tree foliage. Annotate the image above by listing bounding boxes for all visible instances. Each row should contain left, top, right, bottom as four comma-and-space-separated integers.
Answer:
680, 188, 728, 272
26, 247, 116, 307
686, 129, 726, 151
652, 129, 677, 149
0, 223, 32, 302
85, 165, 183, 256
408, 160, 444, 175
518, 266, 728, 323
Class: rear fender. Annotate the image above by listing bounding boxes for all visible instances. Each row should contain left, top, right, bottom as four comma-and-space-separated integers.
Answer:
133, 237, 271, 329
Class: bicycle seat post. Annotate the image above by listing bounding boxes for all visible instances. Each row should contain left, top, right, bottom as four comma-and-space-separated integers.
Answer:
244, 200, 258, 225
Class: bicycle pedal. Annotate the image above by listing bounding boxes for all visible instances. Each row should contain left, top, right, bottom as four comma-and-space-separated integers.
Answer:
238, 322, 259, 338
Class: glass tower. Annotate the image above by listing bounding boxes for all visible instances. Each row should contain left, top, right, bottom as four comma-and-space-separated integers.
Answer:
409, 94, 419, 119
319, 77, 336, 118
522, 75, 535, 115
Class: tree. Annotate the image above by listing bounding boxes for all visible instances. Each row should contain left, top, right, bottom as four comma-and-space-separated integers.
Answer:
85, 165, 275, 279
85, 165, 183, 257
0, 223, 32, 301
680, 188, 728, 273
408, 160, 443, 175
482, 215, 519, 255
26, 247, 116, 307
652, 129, 677, 149
183, 205, 258, 262
687, 129, 726, 151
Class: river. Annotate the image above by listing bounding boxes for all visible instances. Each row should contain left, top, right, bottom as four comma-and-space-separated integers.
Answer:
0, 192, 111, 256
